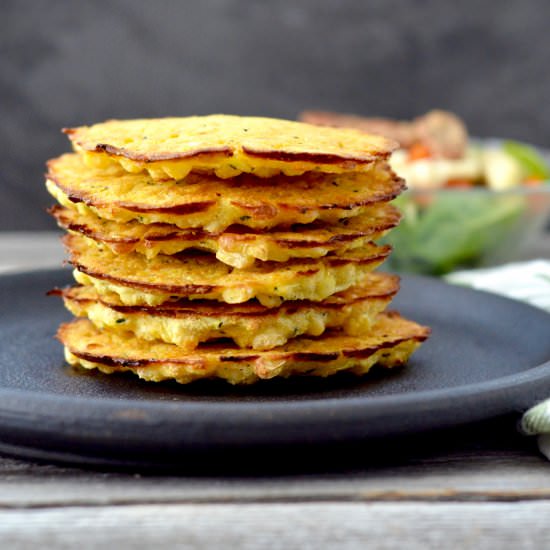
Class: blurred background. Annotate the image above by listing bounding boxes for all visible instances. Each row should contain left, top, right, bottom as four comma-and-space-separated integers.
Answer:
2, 0, 550, 230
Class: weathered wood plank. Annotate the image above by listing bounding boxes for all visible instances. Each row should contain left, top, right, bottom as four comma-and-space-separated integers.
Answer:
0, 452, 548, 508
0, 417, 547, 507
1, 502, 550, 549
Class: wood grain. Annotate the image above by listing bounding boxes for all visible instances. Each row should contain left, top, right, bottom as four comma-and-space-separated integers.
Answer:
0, 445, 548, 509
1, 502, 550, 549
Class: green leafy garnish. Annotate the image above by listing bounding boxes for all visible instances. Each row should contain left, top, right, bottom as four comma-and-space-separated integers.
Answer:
503, 140, 550, 181
382, 191, 527, 275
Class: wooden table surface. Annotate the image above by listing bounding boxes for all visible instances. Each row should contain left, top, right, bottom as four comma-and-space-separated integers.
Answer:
1, 232, 550, 549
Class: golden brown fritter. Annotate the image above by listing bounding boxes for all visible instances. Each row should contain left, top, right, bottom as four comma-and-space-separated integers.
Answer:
65, 233, 391, 307
51, 203, 401, 268
64, 114, 398, 180
46, 153, 405, 233
58, 273, 399, 350
58, 312, 430, 384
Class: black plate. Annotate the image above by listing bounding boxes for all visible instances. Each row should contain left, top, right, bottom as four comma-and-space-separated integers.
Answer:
0, 268, 549, 468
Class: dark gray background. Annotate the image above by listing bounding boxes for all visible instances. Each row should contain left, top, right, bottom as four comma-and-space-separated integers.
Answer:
2, 0, 550, 230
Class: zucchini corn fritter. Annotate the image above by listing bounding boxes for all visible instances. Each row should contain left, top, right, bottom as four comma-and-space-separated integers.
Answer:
47, 114, 430, 384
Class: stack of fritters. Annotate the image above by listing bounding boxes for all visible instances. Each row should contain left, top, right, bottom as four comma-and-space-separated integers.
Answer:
47, 115, 430, 385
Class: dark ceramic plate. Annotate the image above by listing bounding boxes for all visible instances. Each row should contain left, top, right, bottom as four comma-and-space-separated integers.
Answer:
0, 268, 549, 468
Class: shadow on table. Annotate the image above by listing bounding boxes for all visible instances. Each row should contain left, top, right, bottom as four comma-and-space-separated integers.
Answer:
0, 413, 540, 476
